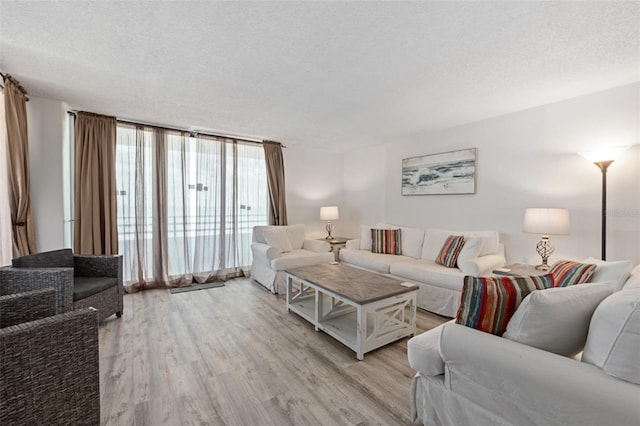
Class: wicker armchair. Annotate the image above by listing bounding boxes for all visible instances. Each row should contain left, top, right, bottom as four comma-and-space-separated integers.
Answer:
0, 288, 100, 425
0, 248, 123, 322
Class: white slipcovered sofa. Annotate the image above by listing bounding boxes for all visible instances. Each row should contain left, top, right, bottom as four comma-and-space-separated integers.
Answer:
251, 224, 334, 293
339, 225, 506, 317
408, 260, 640, 426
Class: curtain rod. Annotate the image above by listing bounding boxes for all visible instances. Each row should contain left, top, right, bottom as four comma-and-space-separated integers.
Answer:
67, 110, 285, 148
0, 72, 29, 101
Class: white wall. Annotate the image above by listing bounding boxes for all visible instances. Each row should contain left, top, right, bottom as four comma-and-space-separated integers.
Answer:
26, 96, 68, 251
284, 145, 344, 239
343, 83, 640, 265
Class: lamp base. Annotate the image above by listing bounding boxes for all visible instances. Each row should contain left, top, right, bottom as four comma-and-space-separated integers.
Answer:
325, 221, 334, 240
534, 263, 551, 271
535, 236, 554, 272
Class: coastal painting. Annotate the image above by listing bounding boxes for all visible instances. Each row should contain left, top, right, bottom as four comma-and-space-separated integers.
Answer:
402, 148, 476, 195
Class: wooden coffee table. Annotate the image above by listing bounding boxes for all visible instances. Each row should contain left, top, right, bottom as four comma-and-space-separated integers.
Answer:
285, 263, 418, 360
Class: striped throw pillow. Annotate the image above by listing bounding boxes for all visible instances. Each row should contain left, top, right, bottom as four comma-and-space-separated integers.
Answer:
436, 235, 465, 268
550, 260, 596, 287
371, 228, 402, 255
456, 274, 555, 335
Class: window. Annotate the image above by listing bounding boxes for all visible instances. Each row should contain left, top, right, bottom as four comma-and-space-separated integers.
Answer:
115, 124, 268, 289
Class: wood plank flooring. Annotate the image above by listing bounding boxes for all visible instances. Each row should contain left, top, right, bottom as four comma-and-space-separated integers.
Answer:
99, 278, 447, 425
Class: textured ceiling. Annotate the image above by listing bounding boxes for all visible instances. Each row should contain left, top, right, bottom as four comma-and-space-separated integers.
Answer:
1, 1, 639, 152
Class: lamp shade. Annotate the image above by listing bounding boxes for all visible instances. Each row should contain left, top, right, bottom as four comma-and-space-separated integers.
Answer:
523, 208, 570, 236
320, 206, 339, 221
580, 146, 629, 162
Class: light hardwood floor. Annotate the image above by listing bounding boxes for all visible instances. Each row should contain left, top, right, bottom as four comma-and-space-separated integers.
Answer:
99, 278, 447, 425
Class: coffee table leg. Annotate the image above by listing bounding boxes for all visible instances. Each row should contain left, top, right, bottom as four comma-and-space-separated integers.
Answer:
356, 305, 365, 360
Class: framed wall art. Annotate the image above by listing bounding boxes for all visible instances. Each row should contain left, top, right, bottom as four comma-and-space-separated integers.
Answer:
401, 148, 477, 195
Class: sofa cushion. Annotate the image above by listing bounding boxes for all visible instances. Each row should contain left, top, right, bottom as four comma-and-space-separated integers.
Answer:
582, 286, 640, 384
12, 248, 75, 269
73, 276, 118, 301
390, 260, 463, 291
271, 249, 333, 271
456, 274, 554, 336
263, 228, 293, 253
456, 236, 483, 270
339, 249, 413, 274
549, 260, 596, 287
582, 257, 633, 291
284, 224, 306, 250
503, 281, 615, 356
435, 235, 465, 268
371, 228, 402, 255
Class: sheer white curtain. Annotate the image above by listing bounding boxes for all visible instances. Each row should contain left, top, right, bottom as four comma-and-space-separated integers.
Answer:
0, 90, 13, 265
115, 124, 268, 292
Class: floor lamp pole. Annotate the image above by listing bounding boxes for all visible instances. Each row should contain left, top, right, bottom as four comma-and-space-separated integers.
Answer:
594, 160, 613, 261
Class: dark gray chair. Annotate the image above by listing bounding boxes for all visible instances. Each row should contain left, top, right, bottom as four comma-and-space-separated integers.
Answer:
0, 288, 100, 425
0, 248, 123, 322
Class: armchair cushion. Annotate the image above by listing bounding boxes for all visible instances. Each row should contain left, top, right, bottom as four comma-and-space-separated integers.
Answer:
262, 228, 293, 252
73, 277, 119, 301
11, 248, 74, 269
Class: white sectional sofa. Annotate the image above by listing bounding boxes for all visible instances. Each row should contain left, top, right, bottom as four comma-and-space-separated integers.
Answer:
250, 224, 334, 294
408, 261, 639, 426
339, 225, 506, 317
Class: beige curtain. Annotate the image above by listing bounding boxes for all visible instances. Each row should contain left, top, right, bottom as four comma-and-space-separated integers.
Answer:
115, 125, 268, 292
4, 74, 37, 256
263, 140, 288, 225
74, 112, 118, 255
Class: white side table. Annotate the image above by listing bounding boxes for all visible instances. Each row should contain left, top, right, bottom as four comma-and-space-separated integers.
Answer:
319, 237, 351, 261
493, 263, 549, 277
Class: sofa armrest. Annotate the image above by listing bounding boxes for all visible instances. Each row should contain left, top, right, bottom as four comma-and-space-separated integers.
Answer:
303, 239, 331, 252
346, 239, 360, 250
0, 308, 100, 424
251, 242, 282, 262
0, 267, 74, 314
408, 319, 456, 377
0, 288, 58, 328
439, 323, 640, 425
460, 247, 506, 275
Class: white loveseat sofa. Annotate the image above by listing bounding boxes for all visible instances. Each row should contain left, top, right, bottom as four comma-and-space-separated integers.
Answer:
339, 225, 506, 317
251, 224, 334, 294
408, 261, 640, 426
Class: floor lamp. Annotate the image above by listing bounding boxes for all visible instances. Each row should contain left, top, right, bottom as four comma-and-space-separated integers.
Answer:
581, 146, 628, 261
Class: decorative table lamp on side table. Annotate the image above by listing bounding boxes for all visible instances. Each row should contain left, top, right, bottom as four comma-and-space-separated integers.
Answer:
320, 206, 339, 239
523, 208, 570, 271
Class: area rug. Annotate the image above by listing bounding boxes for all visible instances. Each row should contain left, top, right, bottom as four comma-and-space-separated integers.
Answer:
170, 282, 225, 294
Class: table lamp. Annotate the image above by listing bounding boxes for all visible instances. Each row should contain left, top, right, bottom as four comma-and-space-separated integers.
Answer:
320, 206, 339, 240
523, 208, 570, 270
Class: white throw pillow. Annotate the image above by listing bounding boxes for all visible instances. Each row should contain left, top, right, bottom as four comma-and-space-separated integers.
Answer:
582, 257, 633, 291
503, 281, 615, 357
582, 286, 640, 384
284, 224, 306, 250
399, 226, 425, 259
463, 230, 499, 257
456, 236, 483, 271
262, 228, 293, 253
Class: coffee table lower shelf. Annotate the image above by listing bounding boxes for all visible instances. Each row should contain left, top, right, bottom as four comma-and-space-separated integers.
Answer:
285, 273, 417, 360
